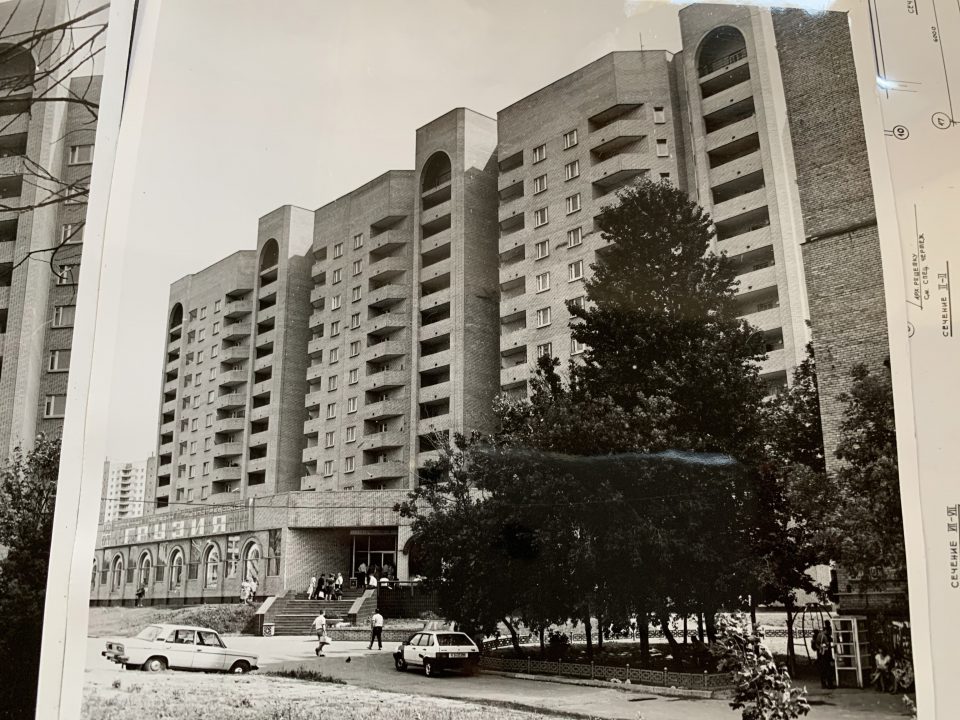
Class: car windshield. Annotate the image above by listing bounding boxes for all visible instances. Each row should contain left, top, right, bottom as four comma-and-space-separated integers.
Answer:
135, 626, 163, 641
197, 631, 225, 648
436, 633, 474, 647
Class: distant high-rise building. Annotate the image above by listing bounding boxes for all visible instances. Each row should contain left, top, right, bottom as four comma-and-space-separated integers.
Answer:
100, 458, 155, 523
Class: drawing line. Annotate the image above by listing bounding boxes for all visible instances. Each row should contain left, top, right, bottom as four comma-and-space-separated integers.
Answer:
869, 0, 889, 97
947, 260, 954, 337
931, 0, 955, 119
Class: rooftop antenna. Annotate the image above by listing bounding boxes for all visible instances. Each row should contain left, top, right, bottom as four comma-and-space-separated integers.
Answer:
639, 31, 643, 51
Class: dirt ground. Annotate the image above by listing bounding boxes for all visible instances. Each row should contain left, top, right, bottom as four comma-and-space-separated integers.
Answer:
82, 669, 566, 720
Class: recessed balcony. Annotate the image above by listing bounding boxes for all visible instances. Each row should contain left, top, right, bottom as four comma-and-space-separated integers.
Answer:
368, 312, 406, 336
419, 348, 451, 373
247, 457, 268, 474
224, 299, 253, 318
363, 399, 407, 421
213, 442, 243, 458
706, 115, 758, 153
712, 188, 767, 222
420, 257, 450, 284
369, 256, 407, 282
589, 118, 645, 155
421, 226, 452, 255
216, 393, 246, 410
759, 348, 786, 376
739, 306, 781, 332
306, 364, 325, 383
220, 345, 249, 363
500, 364, 529, 389
305, 390, 325, 409
360, 461, 407, 483
734, 264, 777, 297
161, 399, 177, 414
498, 195, 525, 225
419, 380, 451, 404
499, 327, 529, 354
360, 431, 406, 451
215, 417, 245, 433
589, 153, 648, 188
365, 340, 406, 363
716, 225, 773, 260
213, 466, 241, 482
701, 79, 753, 117
369, 227, 408, 254
420, 287, 450, 312
709, 149, 762, 187
367, 283, 409, 308
417, 416, 450, 438
258, 280, 278, 301
310, 286, 326, 307
418, 317, 452, 343
221, 323, 252, 340
219, 369, 248, 387
308, 337, 325, 357
309, 311, 324, 329
366, 370, 407, 391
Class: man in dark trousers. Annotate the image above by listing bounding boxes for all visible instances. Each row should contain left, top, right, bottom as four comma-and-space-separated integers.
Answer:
367, 608, 384, 650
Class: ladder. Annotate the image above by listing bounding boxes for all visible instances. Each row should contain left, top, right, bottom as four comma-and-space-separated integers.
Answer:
830, 616, 870, 688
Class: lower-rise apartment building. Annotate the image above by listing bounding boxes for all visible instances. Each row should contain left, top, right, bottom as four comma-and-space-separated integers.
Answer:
92, 4, 892, 611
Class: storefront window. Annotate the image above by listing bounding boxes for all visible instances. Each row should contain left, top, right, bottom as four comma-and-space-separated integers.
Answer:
204, 544, 221, 588
111, 555, 124, 591
170, 549, 184, 589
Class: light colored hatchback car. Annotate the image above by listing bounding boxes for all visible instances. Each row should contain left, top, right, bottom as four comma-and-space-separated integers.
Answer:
102, 624, 259, 674
394, 630, 481, 677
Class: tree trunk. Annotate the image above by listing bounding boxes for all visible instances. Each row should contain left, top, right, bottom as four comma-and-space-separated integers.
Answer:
503, 617, 522, 656
583, 606, 593, 661
659, 613, 683, 660
786, 599, 796, 676
539, 627, 545, 657
597, 611, 603, 651
697, 611, 704, 642
705, 610, 718, 645
683, 615, 688, 644
639, 607, 650, 662
750, 595, 758, 629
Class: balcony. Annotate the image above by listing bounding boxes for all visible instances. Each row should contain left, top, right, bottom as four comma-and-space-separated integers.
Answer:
369, 256, 407, 282
419, 317, 452, 342
253, 378, 274, 397
497, 195, 525, 225
214, 466, 241, 482
740, 307, 781, 332
706, 115, 758, 153
309, 311, 324, 329
224, 299, 252, 318
219, 369, 248, 387
419, 380, 451, 403
417, 450, 441, 468
163, 378, 179, 394
499, 327, 529, 353
302, 446, 325, 463
360, 431, 406, 451
312, 260, 326, 279
249, 430, 269, 447
709, 149, 762, 187
500, 364, 529, 389
161, 399, 177, 415
158, 463, 172, 477
258, 280, 278, 300
365, 340, 406, 363
734, 264, 777, 297
305, 391, 325, 409
213, 442, 243, 458
368, 312, 406, 335
160, 419, 175, 435
308, 337, 325, 357
712, 187, 767, 222
165, 357, 180, 373
498, 263, 525, 288
759, 348, 786, 376
363, 399, 407, 421
247, 457, 268, 473
369, 227, 407, 254
367, 283, 409, 308
360, 461, 406, 482
301, 474, 334, 492
366, 370, 407, 391
306, 363, 325, 383
701, 79, 753, 117
417, 416, 450, 437
219, 345, 249, 364
716, 225, 773, 260
420, 198, 451, 227
214, 417, 245, 433
310, 286, 326, 307
303, 417, 324, 436
421, 226, 451, 255
216, 393, 246, 410
258, 305, 278, 325
255, 329, 276, 349
254, 354, 274, 372
221, 323, 252, 340
589, 153, 648, 188
250, 405, 272, 421
589, 118, 645, 155
420, 257, 450, 284
497, 170, 523, 194
420, 287, 450, 312
419, 349, 452, 372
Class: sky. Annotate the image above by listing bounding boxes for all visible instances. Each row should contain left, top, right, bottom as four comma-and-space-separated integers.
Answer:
103, 0, 688, 459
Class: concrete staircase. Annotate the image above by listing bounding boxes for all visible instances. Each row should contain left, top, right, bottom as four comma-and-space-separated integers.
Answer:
269, 589, 366, 636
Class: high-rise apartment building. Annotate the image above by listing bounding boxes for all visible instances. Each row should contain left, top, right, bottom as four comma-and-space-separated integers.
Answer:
92, 5, 889, 613
100, 458, 155, 523
0, 0, 100, 453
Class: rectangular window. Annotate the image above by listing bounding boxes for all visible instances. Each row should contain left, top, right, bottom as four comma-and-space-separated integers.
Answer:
349, 341, 361, 358
52, 305, 76, 327
198, 328, 206, 342
205, 414, 213, 428
192, 395, 200, 409
564, 160, 580, 181
189, 441, 197, 454
565, 193, 581, 214
344, 456, 355, 473
207, 390, 215, 403
571, 338, 586, 355
47, 350, 71, 372
188, 465, 196, 479
346, 426, 356, 443
566, 227, 582, 248
199, 306, 207, 320
68, 144, 94, 164
660, 173, 671, 182
326, 403, 337, 419
330, 320, 341, 336
212, 321, 220, 335
197, 350, 204, 364
191, 418, 199, 431
210, 345, 219, 358
328, 375, 338, 391
569, 295, 586, 312
214, 299, 222, 313
535, 239, 550, 260
653, 106, 666, 124
532, 174, 547, 194
533, 207, 549, 227
323, 460, 333, 477
56, 265, 78, 285
351, 286, 362, 302
532, 143, 546, 163
536, 307, 552, 328
333, 243, 343, 259
352, 259, 363, 276
348, 368, 359, 384
656, 139, 669, 157
537, 342, 553, 359
353, 233, 364, 250
324, 431, 335, 448
347, 396, 358, 413
332, 268, 342, 284
202, 462, 210, 476
568, 260, 584, 282
329, 347, 340, 364
187, 330, 196, 344
204, 437, 212, 451
350, 312, 360, 330
331, 295, 342, 310
536, 272, 550, 293
61, 223, 81, 244
563, 129, 578, 149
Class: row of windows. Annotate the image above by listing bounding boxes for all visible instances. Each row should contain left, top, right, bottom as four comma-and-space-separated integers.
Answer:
531, 160, 581, 194
534, 296, 586, 329
331, 233, 365, 259
532, 192, 582, 229
531, 227, 583, 261
534, 261, 584, 292
532, 337, 585, 359
186, 322, 221, 344
524, 108, 666, 167
322, 456, 356, 476
184, 299, 224, 326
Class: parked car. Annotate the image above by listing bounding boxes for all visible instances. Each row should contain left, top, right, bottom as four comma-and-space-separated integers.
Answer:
101, 624, 259, 674
394, 630, 480, 677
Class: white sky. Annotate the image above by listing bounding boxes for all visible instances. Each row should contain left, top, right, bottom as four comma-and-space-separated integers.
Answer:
104, 0, 686, 459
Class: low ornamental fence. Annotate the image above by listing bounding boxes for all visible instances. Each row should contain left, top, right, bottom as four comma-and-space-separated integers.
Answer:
478, 654, 733, 690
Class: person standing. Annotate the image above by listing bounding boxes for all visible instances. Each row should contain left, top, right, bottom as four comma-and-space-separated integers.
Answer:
335, 572, 343, 592
368, 608, 384, 650
817, 624, 836, 689
357, 561, 367, 589
307, 576, 317, 600
313, 610, 329, 657
135, 583, 146, 608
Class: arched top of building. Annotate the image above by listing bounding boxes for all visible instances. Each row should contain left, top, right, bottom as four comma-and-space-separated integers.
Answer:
203, 541, 221, 560
260, 238, 279, 272
169, 303, 184, 329
169, 546, 184, 563
696, 26, 748, 77
0, 44, 36, 92
138, 549, 152, 565
421, 151, 452, 193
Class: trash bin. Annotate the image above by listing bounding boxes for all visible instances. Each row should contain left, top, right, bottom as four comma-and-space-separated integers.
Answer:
262, 622, 275, 637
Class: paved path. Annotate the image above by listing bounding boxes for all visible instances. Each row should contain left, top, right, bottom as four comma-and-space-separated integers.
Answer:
86, 635, 912, 719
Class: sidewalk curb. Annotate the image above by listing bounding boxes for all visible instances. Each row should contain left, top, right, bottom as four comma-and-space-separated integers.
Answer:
479, 669, 729, 699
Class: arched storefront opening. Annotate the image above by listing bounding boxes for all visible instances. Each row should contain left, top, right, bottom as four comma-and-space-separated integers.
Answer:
697, 26, 747, 77
242, 540, 261, 584
110, 554, 124, 592
169, 548, 184, 590
138, 551, 152, 587
203, 543, 221, 588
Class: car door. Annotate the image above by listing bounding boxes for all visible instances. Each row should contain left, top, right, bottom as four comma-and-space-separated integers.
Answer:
193, 631, 227, 671
403, 634, 424, 666
163, 628, 197, 670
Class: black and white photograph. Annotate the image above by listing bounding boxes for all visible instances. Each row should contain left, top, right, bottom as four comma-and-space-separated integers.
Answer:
0, 1, 933, 718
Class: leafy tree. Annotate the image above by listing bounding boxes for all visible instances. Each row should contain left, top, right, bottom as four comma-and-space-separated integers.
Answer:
0, 434, 60, 720
764, 343, 825, 473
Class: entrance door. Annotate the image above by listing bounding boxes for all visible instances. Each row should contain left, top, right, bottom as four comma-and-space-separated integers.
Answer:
352, 533, 397, 577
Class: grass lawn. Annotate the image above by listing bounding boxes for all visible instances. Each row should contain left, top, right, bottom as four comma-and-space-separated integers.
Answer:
87, 604, 258, 637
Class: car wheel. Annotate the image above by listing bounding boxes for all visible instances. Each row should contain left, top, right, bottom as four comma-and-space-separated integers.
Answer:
424, 660, 438, 678
395, 657, 407, 672
142, 657, 167, 673
230, 660, 251, 674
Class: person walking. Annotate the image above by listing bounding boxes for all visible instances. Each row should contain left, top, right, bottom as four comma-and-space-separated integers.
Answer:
367, 608, 384, 650
816, 624, 836, 689
135, 583, 146, 608
313, 610, 329, 657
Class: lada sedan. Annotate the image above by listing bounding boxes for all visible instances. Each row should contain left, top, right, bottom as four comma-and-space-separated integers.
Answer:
102, 623, 259, 673
394, 630, 481, 677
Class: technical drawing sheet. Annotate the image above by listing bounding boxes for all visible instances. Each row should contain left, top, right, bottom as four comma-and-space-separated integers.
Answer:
866, 0, 960, 715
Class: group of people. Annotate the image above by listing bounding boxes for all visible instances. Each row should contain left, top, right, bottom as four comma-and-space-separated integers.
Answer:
239, 579, 259, 605
312, 607, 385, 657
307, 572, 344, 601
355, 562, 395, 590
870, 645, 914, 693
